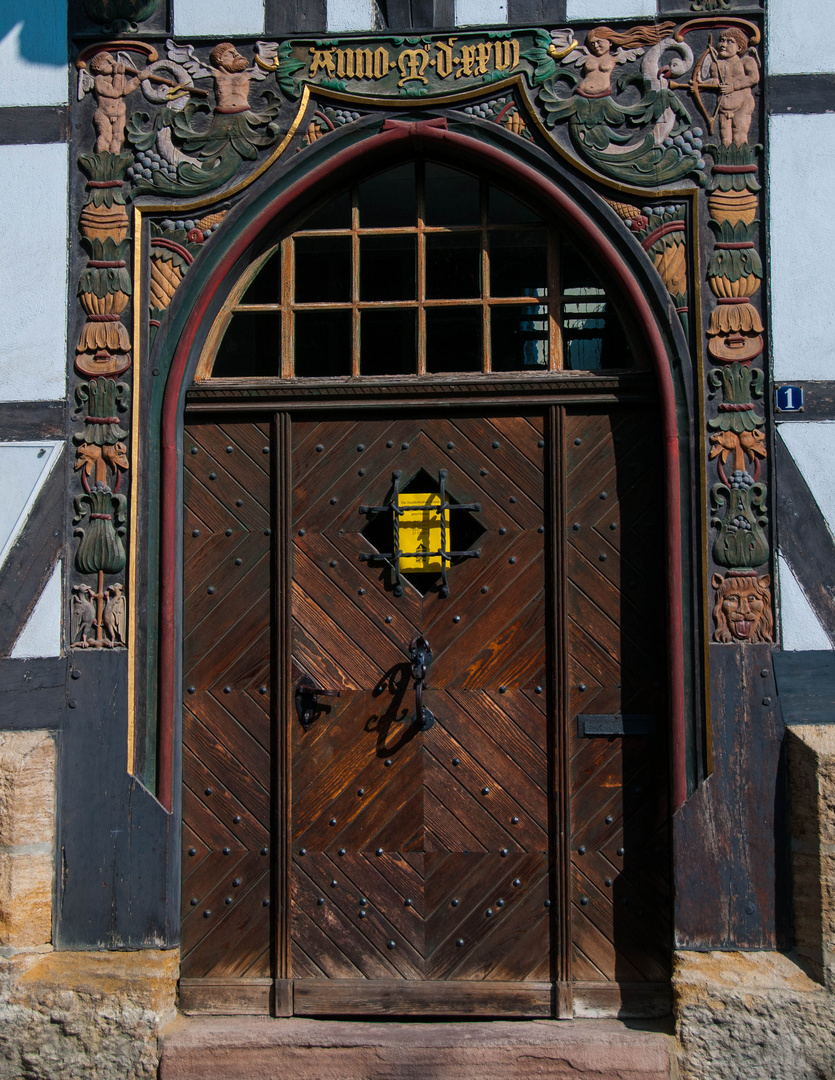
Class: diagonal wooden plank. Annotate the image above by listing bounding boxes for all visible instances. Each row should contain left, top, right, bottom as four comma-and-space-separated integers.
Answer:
424, 724, 547, 851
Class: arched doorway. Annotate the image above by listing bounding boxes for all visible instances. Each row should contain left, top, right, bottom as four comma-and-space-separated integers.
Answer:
159, 124, 689, 1019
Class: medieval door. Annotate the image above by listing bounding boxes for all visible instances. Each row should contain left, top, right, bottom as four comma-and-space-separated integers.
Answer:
288, 411, 552, 1015
179, 158, 671, 1017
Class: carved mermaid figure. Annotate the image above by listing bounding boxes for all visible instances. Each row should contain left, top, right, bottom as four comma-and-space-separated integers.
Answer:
574, 22, 676, 97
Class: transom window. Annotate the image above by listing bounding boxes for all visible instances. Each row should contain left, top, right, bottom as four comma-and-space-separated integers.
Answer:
204, 161, 635, 379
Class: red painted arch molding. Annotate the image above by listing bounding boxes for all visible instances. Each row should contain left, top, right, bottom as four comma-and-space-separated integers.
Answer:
158, 119, 687, 813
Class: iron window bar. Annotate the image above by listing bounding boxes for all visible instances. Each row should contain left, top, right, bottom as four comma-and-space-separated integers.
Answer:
359, 469, 481, 597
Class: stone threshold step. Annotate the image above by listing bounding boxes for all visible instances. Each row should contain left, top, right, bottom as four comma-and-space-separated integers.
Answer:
159, 1016, 674, 1080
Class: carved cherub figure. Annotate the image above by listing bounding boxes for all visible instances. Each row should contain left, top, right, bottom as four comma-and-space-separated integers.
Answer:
707, 28, 759, 146
564, 22, 675, 97
85, 51, 154, 154
103, 583, 126, 647
166, 39, 279, 115
71, 584, 96, 647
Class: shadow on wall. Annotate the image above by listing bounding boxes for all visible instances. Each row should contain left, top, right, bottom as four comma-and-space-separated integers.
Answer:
0, 8, 66, 68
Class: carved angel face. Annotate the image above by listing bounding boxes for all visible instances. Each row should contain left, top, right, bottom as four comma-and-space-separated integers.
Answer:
90, 52, 115, 76
717, 30, 744, 59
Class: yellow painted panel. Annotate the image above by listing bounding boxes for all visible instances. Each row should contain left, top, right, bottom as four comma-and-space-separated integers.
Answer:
398, 493, 449, 573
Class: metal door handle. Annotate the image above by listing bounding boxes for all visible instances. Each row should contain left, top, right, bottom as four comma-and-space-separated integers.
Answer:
296, 675, 341, 730
409, 636, 435, 731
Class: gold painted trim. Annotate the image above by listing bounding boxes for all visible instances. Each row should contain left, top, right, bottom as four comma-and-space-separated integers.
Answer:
691, 187, 712, 770
312, 76, 701, 202
132, 86, 310, 217
127, 201, 142, 777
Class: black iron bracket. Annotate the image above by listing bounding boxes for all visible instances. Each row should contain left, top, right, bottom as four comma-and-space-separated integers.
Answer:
359, 469, 481, 597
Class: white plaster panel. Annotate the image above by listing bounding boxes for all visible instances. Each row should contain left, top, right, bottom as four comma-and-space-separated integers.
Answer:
11, 560, 62, 659
456, 0, 507, 26
327, 0, 377, 33
0, 6, 68, 107
768, 0, 835, 75
778, 554, 832, 651
566, 0, 656, 20
769, 114, 835, 382
778, 423, 835, 537
0, 443, 62, 571
0, 143, 68, 401
173, 0, 264, 37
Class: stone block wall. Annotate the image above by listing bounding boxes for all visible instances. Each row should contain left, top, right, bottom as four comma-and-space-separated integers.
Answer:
0, 729, 178, 1080
0, 731, 55, 949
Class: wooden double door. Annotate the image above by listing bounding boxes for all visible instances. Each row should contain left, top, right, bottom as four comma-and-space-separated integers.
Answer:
180, 403, 671, 1017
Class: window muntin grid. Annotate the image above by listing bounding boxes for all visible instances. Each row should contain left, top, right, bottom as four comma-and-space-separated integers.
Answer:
206, 161, 636, 379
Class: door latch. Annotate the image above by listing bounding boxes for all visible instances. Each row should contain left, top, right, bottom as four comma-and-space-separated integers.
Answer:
409, 635, 436, 731
295, 675, 341, 730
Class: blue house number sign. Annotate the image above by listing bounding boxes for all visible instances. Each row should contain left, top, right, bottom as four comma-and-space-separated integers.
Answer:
776, 385, 804, 412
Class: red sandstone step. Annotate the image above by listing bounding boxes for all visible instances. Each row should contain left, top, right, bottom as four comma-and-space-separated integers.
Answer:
159, 1016, 672, 1080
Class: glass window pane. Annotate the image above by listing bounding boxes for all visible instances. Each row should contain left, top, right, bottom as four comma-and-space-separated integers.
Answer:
491, 304, 549, 372
360, 235, 416, 301
295, 236, 352, 303
295, 310, 351, 377
212, 311, 281, 377
358, 164, 416, 227
487, 186, 542, 225
300, 191, 351, 230
561, 241, 633, 370
489, 230, 547, 298
426, 308, 482, 373
240, 249, 280, 305
361, 310, 416, 376
424, 163, 481, 226
426, 233, 481, 300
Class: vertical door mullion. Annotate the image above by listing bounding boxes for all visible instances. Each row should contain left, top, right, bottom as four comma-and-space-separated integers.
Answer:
548, 403, 572, 1016
273, 410, 293, 1014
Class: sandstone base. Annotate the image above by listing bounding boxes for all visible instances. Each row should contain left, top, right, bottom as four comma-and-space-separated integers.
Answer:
0, 949, 178, 1080
674, 951, 835, 1080
159, 1016, 673, 1080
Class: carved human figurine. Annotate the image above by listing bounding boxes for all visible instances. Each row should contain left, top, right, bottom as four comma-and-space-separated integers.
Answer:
712, 571, 773, 643
707, 28, 759, 146
209, 42, 255, 113
572, 22, 675, 97
103, 583, 126, 647
166, 38, 279, 116
88, 51, 153, 154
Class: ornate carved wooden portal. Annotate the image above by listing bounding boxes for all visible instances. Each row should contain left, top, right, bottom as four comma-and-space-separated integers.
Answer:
181, 405, 670, 1017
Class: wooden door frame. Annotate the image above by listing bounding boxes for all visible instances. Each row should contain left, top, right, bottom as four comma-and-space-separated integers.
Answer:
147, 117, 698, 869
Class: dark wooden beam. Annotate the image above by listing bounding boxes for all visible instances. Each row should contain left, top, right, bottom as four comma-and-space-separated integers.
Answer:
0, 656, 68, 729
0, 460, 65, 658
767, 74, 835, 115
55, 648, 177, 949
266, 0, 327, 34
773, 651, 835, 726
774, 382, 835, 422
0, 106, 68, 145
775, 433, 835, 646
0, 401, 65, 440
507, 0, 566, 24
674, 644, 789, 949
